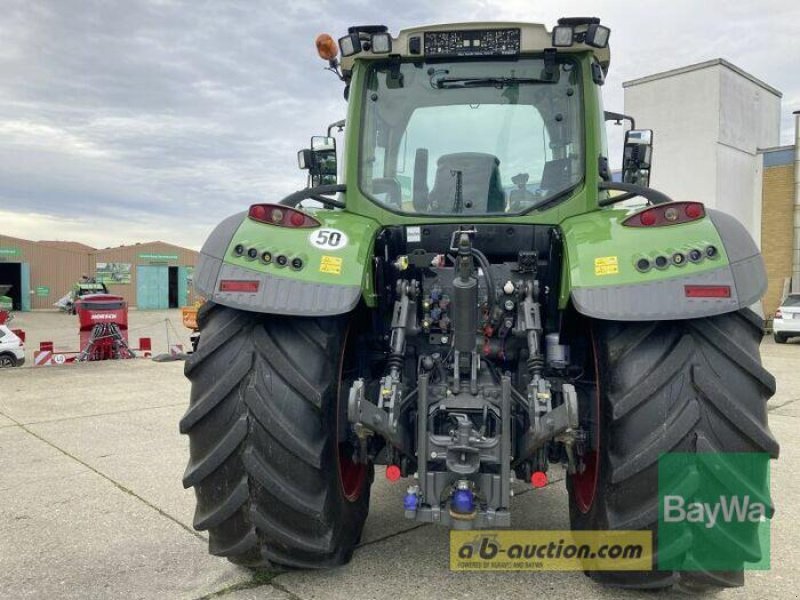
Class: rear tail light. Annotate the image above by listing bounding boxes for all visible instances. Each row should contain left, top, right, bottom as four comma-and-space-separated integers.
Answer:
775, 309, 783, 319
219, 280, 260, 293
684, 285, 731, 298
623, 202, 705, 227
249, 203, 320, 228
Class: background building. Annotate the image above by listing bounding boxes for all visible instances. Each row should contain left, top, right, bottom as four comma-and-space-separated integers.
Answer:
0, 236, 198, 310
623, 60, 800, 319
624, 59, 782, 243
757, 113, 800, 317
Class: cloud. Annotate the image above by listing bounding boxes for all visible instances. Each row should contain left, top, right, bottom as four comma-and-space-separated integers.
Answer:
0, 0, 798, 248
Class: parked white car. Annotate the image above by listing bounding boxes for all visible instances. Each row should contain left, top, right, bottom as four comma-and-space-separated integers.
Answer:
773, 294, 800, 343
0, 325, 25, 367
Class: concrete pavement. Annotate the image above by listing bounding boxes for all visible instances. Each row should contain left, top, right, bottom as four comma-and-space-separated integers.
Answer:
1, 325, 798, 599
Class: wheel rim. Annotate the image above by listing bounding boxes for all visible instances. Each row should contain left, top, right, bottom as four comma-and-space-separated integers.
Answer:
0, 357, 12, 368
336, 325, 366, 502
572, 328, 600, 514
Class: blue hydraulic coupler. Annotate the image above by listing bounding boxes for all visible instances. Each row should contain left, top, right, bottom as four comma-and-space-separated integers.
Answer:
404, 489, 419, 511
451, 482, 475, 514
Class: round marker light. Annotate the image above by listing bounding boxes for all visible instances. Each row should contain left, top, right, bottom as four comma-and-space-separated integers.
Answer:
655, 256, 669, 269
664, 207, 680, 222
706, 245, 718, 258
270, 208, 284, 223
290, 257, 304, 270
290, 211, 305, 227
636, 258, 651, 272
247, 248, 258, 259
685, 203, 704, 219
672, 252, 686, 266
386, 465, 401, 481
689, 249, 703, 262
275, 255, 288, 267
250, 205, 267, 221
640, 211, 657, 226
315, 33, 338, 61
261, 251, 272, 264
233, 244, 245, 256
531, 471, 548, 488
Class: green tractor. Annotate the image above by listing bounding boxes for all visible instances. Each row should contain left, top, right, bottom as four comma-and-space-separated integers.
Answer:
181, 18, 779, 590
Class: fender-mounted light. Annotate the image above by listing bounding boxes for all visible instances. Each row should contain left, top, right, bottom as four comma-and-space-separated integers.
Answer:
623, 202, 705, 227
248, 203, 320, 228
684, 285, 731, 298
219, 280, 260, 293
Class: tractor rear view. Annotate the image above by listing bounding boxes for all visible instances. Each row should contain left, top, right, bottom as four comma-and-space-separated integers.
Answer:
181, 18, 778, 590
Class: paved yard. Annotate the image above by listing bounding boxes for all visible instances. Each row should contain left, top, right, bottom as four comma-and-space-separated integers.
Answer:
1, 313, 798, 599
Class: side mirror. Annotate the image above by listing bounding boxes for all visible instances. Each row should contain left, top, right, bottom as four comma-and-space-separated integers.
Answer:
622, 129, 653, 187
297, 135, 338, 187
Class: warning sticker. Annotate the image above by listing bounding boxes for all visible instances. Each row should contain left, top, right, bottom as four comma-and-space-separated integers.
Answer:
320, 255, 343, 275
594, 256, 619, 276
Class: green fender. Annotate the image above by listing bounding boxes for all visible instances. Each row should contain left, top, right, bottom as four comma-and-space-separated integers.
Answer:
559, 206, 767, 321
193, 209, 380, 316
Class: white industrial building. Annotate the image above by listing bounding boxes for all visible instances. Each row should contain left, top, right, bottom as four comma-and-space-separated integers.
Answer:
623, 59, 782, 247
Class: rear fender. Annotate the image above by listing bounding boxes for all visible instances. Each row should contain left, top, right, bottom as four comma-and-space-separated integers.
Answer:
194, 210, 380, 316
560, 207, 766, 321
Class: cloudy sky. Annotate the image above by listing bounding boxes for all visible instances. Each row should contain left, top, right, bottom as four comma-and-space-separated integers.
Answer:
1, 0, 798, 249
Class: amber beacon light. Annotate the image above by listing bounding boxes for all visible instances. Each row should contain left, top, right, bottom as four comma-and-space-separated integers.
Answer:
316, 33, 339, 61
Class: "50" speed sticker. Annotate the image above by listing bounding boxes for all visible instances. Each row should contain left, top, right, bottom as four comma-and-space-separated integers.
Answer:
309, 228, 348, 251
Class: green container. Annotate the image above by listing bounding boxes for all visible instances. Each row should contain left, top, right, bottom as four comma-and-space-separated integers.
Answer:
0, 296, 12, 311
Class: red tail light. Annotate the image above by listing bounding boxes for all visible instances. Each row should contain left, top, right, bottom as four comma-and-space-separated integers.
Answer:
623, 202, 705, 227
684, 285, 731, 298
248, 203, 320, 228
219, 280, 260, 293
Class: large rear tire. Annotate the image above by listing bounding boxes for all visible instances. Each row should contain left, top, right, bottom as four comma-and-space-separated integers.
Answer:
568, 309, 779, 589
180, 303, 371, 568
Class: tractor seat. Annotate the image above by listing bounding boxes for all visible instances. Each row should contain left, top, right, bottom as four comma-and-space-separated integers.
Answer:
427, 153, 505, 213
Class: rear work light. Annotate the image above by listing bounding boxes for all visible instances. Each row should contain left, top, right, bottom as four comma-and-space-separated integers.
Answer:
623, 202, 705, 227
219, 280, 260, 293
684, 285, 731, 298
248, 204, 320, 228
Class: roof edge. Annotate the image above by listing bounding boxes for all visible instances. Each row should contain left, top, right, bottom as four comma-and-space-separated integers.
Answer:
623, 58, 782, 98
757, 144, 795, 154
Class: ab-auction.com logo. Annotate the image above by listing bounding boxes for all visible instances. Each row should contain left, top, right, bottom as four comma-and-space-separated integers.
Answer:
449, 531, 651, 571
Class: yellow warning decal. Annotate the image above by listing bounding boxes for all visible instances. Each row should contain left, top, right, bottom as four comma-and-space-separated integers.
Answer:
594, 256, 619, 276
320, 255, 343, 275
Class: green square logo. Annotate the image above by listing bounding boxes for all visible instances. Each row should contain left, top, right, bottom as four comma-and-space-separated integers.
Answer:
658, 452, 771, 571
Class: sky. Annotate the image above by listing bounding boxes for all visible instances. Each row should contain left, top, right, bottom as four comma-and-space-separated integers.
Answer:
1, 0, 798, 250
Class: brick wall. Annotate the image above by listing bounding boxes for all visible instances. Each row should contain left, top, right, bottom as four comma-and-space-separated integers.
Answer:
761, 164, 795, 317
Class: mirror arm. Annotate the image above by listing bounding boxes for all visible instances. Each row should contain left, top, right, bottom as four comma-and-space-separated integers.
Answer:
279, 184, 346, 209
597, 181, 672, 207
327, 119, 345, 137
604, 110, 636, 130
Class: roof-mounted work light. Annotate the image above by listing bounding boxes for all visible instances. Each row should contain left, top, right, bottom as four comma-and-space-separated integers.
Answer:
338, 33, 361, 57
551, 25, 574, 47
370, 32, 392, 54
585, 24, 610, 48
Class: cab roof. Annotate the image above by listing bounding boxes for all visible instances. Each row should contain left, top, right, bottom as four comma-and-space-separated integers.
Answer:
338, 21, 610, 73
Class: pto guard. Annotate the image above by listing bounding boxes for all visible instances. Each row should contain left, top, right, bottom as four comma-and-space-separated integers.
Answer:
193, 210, 379, 316
562, 208, 767, 321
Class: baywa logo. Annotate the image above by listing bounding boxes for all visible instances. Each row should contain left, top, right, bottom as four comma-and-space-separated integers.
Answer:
663, 495, 767, 529
658, 453, 772, 571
